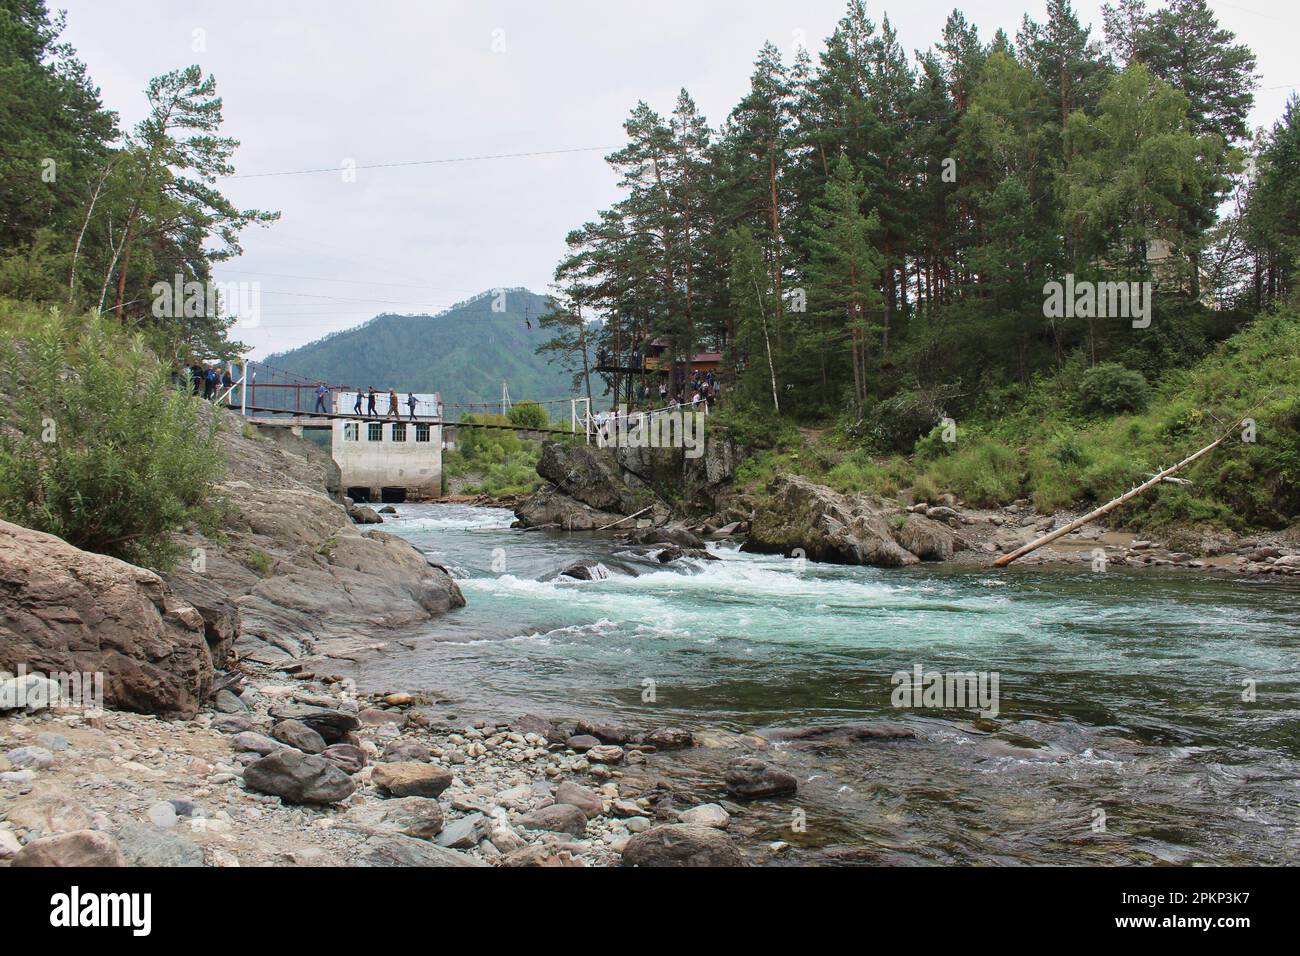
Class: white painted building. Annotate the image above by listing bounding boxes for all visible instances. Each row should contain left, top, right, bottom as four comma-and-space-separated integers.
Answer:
332, 392, 442, 502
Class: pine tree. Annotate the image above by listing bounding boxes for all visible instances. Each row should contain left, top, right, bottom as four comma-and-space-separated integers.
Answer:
803, 156, 883, 414
1017, 0, 1113, 130
1131, 0, 1257, 143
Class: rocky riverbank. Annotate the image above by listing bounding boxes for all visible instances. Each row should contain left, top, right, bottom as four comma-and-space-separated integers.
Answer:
740, 472, 1300, 577
0, 411, 810, 868
516, 442, 1300, 577
1, 658, 807, 867
0, 405, 466, 717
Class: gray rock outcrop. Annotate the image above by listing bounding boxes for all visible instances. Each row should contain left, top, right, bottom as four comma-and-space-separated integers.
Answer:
743, 474, 966, 567
162, 409, 465, 665
0, 520, 213, 718
242, 749, 357, 804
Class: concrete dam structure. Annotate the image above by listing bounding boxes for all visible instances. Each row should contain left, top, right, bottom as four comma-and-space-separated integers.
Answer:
332, 392, 442, 502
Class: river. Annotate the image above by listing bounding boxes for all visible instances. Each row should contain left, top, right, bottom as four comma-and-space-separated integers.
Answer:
352, 502, 1300, 865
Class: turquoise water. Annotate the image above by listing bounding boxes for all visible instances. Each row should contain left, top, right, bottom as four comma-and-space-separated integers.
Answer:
357, 503, 1300, 865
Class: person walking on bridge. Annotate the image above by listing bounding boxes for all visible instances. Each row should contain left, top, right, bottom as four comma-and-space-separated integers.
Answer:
406, 392, 418, 420
387, 389, 399, 420
353, 389, 364, 417
366, 387, 377, 419
314, 382, 329, 414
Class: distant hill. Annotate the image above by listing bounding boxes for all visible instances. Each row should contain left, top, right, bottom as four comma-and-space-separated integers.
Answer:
264, 289, 588, 413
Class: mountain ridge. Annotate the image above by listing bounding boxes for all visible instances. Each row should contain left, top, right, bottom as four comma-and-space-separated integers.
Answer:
264, 288, 584, 409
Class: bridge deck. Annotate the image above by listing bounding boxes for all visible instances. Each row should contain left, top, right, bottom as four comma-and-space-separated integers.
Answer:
243, 406, 574, 435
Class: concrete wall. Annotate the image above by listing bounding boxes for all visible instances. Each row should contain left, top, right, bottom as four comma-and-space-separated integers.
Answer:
331, 392, 442, 499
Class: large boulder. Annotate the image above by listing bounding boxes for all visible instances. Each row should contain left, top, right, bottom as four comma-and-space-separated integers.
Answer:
743, 475, 964, 567
724, 758, 799, 800
0, 519, 213, 718
622, 825, 746, 867
536, 442, 650, 515
513, 484, 626, 531
372, 762, 453, 798
559, 559, 615, 581
270, 718, 327, 754
348, 505, 383, 525
515, 442, 672, 530
268, 705, 359, 744
11, 830, 126, 867
518, 804, 588, 836
242, 749, 356, 804
624, 526, 705, 549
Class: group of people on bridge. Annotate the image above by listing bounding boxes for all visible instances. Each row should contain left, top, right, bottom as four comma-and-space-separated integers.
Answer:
180, 360, 236, 403
314, 385, 426, 421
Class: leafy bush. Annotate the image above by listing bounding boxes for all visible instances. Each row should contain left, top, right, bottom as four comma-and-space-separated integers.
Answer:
1077, 362, 1151, 415
507, 400, 549, 429
711, 403, 799, 451
913, 423, 955, 462
868, 387, 952, 453
0, 305, 224, 568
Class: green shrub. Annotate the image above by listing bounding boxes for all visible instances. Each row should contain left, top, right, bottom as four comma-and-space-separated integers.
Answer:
711, 403, 799, 451
869, 387, 953, 453
507, 400, 549, 429
1077, 362, 1151, 415
242, 549, 273, 575
0, 306, 224, 568
445, 411, 543, 496
913, 423, 955, 462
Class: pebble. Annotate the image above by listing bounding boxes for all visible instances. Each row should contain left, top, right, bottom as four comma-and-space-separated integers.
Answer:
147, 801, 178, 829
680, 803, 731, 829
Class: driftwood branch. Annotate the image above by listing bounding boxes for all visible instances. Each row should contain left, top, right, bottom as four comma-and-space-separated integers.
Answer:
994, 426, 1236, 568
595, 505, 652, 532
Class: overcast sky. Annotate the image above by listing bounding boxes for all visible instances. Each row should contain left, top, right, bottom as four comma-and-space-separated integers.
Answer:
57, 0, 1297, 358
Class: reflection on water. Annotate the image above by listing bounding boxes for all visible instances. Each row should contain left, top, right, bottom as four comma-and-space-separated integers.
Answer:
353, 503, 1300, 865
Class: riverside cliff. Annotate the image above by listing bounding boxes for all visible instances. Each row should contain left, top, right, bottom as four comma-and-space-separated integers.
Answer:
1, 405, 463, 717
513, 433, 744, 531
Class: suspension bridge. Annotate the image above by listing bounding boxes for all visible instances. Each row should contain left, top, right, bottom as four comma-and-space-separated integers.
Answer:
205, 359, 711, 501
207, 360, 595, 502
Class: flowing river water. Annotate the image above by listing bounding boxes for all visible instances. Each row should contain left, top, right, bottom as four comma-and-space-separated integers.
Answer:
353, 503, 1300, 865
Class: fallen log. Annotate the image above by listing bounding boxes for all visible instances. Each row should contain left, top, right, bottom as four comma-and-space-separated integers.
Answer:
994, 426, 1235, 567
